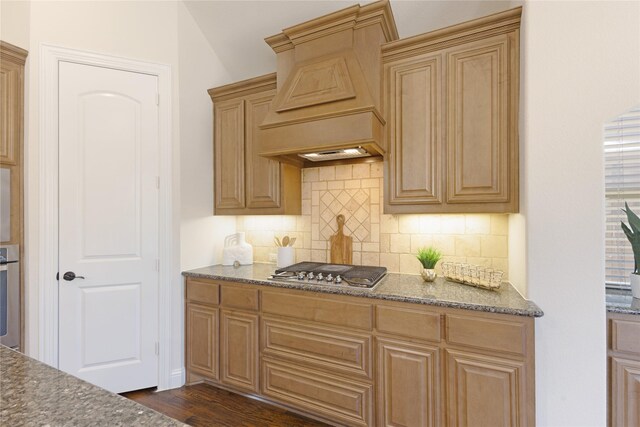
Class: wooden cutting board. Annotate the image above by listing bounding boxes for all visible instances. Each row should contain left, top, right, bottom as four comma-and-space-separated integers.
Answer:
330, 214, 352, 264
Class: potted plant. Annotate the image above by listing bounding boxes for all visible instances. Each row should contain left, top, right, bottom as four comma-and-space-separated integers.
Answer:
416, 247, 442, 282
620, 202, 640, 298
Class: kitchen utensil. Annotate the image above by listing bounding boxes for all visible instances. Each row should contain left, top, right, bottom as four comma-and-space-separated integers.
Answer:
282, 236, 290, 247
330, 214, 352, 264
275, 236, 282, 247
289, 237, 297, 247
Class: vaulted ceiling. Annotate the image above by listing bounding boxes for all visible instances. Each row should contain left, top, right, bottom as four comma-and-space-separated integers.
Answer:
184, 0, 515, 81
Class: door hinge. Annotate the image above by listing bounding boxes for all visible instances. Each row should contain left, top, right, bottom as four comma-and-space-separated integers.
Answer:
155, 342, 159, 356
155, 259, 160, 272
156, 176, 160, 190
56, 272, 59, 281
156, 93, 160, 106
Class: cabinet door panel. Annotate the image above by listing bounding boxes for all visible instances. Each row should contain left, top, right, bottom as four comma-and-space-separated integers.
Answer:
0, 62, 20, 165
221, 310, 259, 392
446, 35, 510, 204
446, 350, 527, 427
377, 338, 440, 427
386, 54, 442, 206
611, 357, 640, 427
246, 91, 281, 209
214, 98, 245, 210
186, 304, 219, 381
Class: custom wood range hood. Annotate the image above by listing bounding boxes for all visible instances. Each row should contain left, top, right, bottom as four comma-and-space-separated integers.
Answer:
258, 0, 398, 167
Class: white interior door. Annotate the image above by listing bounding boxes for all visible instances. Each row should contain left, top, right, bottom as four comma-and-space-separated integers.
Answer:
58, 61, 159, 393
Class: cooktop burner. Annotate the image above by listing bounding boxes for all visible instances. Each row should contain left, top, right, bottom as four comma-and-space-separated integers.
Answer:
270, 262, 387, 289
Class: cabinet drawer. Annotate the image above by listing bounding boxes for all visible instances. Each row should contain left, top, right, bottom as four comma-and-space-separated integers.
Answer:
611, 319, 640, 354
376, 305, 441, 342
262, 358, 373, 427
186, 279, 220, 305
221, 285, 259, 311
446, 314, 526, 356
262, 318, 372, 379
262, 291, 373, 331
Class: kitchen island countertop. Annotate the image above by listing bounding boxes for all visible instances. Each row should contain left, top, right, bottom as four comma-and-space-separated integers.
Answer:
0, 345, 185, 426
183, 263, 543, 317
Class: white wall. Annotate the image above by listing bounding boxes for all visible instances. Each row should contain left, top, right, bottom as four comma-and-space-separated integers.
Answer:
517, 1, 640, 425
1, 1, 31, 49
178, 2, 235, 272
176, 0, 236, 385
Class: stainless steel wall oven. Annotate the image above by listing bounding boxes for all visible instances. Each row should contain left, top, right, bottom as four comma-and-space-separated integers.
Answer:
0, 244, 19, 349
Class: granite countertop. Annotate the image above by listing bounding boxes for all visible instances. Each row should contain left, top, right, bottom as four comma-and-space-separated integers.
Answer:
606, 288, 640, 315
183, 263, 543, 317
0, 345, 185, 426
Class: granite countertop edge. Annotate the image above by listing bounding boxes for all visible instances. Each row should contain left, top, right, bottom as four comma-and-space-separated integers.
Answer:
605, 288, 640, 315
182, 267, 544, 318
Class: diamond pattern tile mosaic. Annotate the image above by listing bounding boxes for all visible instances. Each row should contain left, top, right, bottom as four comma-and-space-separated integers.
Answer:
318, 189, 371, 242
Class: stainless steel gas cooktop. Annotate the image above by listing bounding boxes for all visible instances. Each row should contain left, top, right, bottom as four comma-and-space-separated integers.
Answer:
269, 262, 387, 289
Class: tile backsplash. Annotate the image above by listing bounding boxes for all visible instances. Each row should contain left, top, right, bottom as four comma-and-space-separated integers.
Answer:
236, 163, 509, 278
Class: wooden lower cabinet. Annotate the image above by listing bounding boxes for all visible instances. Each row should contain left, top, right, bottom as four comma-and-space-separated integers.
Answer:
608, 312, 640, 427
376, 338, 440, 427
220, 310, 259, 393
446, 350, 527, 427
185, 277, 536, 426
186, 303, 219, 382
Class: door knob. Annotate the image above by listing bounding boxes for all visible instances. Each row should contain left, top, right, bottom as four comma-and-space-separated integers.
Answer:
63, 271, 85, 281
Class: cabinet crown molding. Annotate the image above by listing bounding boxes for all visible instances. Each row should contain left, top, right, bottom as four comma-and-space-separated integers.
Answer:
382, 6, 522, 59
0, 41, 28, 64
264, 0, 398, 52
208, 73, 277, 103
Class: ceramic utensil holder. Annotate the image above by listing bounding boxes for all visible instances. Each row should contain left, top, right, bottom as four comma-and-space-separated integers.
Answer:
277, 246, 295, 268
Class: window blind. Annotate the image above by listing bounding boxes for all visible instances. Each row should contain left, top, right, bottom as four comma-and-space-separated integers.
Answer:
605, 105, 640, 289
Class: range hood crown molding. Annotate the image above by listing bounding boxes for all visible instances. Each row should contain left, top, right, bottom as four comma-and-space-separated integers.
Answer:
259, 0, 398, 167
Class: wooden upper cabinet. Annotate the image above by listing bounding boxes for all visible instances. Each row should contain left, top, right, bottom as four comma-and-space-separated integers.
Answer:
214, 98, 245, 210
0, 41, 27, 251
209, 73, 301, 215
384, 53, 443, 208
382, 7, 521, 214
245, 91, 280, 209
445, 34, 512, 206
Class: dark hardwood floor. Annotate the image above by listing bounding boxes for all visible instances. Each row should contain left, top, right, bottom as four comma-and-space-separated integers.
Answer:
122, 383, 330, 427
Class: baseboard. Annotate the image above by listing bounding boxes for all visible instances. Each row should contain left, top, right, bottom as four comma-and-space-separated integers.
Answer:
167, 368, 185, 390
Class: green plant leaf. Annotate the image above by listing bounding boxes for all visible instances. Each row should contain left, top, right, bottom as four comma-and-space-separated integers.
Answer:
624, 202, 640, 234
416, 246, 442, 269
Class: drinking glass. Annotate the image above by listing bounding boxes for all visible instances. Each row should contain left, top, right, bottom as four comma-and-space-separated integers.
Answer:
454, 263, 463, 281
490, 270, 504, 288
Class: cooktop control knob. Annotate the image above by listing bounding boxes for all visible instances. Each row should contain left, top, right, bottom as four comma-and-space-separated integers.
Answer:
326, 274, 333, 282
297, 272, 306, 280
335, 275, 342, 284
307, 272, 315, 280
316, 273, 324, 281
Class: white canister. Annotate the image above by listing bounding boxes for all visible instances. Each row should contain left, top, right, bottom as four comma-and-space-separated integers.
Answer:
222, 232, 253, 266
277, 246, 295, 268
